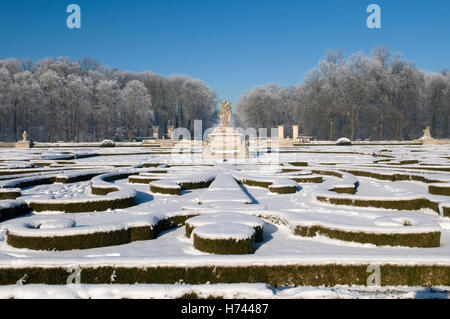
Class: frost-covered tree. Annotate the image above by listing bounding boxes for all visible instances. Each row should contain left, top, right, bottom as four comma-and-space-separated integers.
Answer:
65, 75, 91, 142
97, 79, 120, 139
38, 70, 63, 142
14, 71, 41, 139
235, 47, 449, 141
120, 80, 153, 141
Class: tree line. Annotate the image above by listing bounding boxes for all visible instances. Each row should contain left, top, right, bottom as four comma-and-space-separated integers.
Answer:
0, 57, 218, 142
235, 47, 450, 141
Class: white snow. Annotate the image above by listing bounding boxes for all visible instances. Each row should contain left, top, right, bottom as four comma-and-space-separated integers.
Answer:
192, 222, 255, 240
186, 213, 264, 231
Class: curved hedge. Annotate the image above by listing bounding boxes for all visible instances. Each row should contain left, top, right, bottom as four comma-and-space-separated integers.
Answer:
269, 185, 297, 194
6, 213, 198, 251
7, 225, 156, 251
428, 184, 450, 196
28, 196, 136, 213
294, 225, 441, 248
150, 174, 215, 195
192, 233, 255, 255
150, 184, 181, 195
0, 200, 31, 222
316, 195, 440, 212
27, 171, 138, 213
0, 188, 21, 200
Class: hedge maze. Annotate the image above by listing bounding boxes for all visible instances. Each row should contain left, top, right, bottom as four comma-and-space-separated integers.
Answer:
0, 146, 449, 286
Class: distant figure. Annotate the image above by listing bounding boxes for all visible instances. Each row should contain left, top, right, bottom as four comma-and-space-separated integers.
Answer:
371, 152, 378, 157
22, 131, 28, 142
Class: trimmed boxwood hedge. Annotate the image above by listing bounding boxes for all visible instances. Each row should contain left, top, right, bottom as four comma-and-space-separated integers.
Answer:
311, 170, 343, 178
143, 163, 165, 167
316, 195, 440, 212
28, 196, 137, 213
288, 162, 309, 167
0, 201, 31, 222
443, 205, 450, 217
186, 224, 264, 243
179, 180, 214, 190
55, 172, 104, 184
269, 186, 297, 194
8, 171, 139, 213
150, 185, 181, 195
241, 179, 272, 188
292, 176, 323, 183
150, 179, 214, 195
294, 225, 441, 248
7, 226, 153, 251
0, 264, 448, 286
428, 184, 450, 196
342, 169, 443, 184
3, 176, 56, 188
193, 233, 255, 254
332, 186, 356, 194
0, 189, 21, 200
128, 176, 161, 184
6, 214, 198, 251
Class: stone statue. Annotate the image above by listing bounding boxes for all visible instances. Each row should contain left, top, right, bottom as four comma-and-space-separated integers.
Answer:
423, 126, 432, 139
22, 131, 28, 142
219, 99, 232, 126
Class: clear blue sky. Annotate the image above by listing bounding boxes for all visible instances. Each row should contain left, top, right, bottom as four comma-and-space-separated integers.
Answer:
0, 0, 449, 105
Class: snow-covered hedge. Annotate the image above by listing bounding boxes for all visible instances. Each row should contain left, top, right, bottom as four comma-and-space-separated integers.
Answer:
150, 179, 182, 195
192, 222, 256, 254
291, 213, 441, 248
336, 137, 352, 145
0, 188, 21, 200
55, 169, 111, 184
99, 139, 116, 147
150, 172, 216, 195
27, 171, 138, 213
185, 213, 264, 242
91, 171, 138, 195
428, 183, 450, 196
7, 216, 161, 250
5, 210, 207, 251
328, 171, 359, 194
269, 179, 298, 194
316, 193, 440, 213
0, 199, 30, 222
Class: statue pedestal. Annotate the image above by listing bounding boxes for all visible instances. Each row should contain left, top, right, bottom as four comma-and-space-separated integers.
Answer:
14, 141, 31, 148
203, 125, 249, 160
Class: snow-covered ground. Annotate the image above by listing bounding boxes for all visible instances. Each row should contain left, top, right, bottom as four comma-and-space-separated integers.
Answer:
0, 145, 449, 298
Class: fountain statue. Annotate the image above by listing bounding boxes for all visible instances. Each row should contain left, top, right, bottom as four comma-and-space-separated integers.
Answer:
203, 99, 248, 160
219, 100, 232, 126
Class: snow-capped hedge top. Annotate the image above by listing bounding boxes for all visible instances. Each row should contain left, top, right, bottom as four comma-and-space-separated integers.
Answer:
336, 137, 352, 145
269, 179, 298, 188
186, 212, 264, 230
192, 222, 255, 240
99, 139, 116, 147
